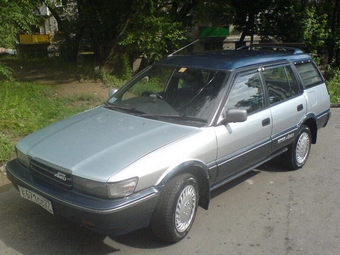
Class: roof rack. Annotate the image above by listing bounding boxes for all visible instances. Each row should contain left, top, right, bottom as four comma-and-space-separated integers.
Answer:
237, 44, 304, 54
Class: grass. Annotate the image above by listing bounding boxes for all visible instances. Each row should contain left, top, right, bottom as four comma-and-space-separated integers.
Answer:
0, 80, 103, 164
0, 133, 13, 165
0, 55, 126, 165
326, 69, 340, 105
328, 81, 340, 105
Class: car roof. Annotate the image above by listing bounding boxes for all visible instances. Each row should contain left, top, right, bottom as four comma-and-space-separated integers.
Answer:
156, 49, 312, 71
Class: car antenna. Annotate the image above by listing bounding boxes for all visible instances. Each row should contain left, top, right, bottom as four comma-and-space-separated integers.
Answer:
168, 39, 199, 57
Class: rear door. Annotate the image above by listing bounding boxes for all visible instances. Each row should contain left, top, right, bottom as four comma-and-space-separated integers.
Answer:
262, 64, 307, 151
215, 68, 272, 182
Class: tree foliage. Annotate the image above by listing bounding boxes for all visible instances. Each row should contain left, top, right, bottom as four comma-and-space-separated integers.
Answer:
0, 0, 40, 48
302, 7, 329, 48
197, 0, 233, 27
231, 0, 272, 44
3, 0, 340, 69
318, 0, 340, 65
259, 0, 307, 43
118, 2, 188, 62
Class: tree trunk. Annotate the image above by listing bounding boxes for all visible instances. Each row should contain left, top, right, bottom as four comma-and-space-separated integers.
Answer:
327, 0, 340, 65
43, 0, 81, 62
102, 15, 132, 74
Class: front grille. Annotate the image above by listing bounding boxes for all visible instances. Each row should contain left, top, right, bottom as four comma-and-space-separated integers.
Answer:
29, 158, 73, 189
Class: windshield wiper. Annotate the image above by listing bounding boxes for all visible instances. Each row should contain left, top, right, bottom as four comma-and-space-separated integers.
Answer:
104, 104, 207, 124
104, 103, 146, 115
140, 113, 207, 123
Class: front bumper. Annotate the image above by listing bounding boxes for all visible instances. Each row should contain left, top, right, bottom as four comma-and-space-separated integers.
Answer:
6, 159, 160, 236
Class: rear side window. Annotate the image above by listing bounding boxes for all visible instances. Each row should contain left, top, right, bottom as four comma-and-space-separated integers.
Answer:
262, 66, 301, 105
295, 62, 323, 88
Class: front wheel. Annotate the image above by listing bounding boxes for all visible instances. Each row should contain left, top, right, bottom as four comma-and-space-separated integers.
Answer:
282, 125, 312, 170
151, 174, 199, 243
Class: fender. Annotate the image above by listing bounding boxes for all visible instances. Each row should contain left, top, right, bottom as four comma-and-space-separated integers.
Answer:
157, 160, 213, 210
301, 112, 318, 143
300, 112, 316, 125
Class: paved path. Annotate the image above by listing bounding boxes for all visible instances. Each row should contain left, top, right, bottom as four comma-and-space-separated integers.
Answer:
1, 108, 339, 255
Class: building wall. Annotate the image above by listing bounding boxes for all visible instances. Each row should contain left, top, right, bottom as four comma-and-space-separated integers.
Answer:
188, 24, 260, 52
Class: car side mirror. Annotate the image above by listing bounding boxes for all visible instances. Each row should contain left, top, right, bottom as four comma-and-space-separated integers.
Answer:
218, 108, 248, 125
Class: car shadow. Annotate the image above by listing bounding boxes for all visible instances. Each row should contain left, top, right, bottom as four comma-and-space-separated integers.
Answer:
111, 158, 289, 248
256, 156, 289, 172
109, 228, 171, 248
0, 187, 120, 255
210, 169, 261, 199
0, 159, 289, 253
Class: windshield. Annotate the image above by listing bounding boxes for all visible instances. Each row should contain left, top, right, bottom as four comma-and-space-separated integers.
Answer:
106, 65, 227, 126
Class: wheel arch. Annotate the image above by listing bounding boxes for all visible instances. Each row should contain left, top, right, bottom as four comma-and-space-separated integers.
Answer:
158, 160, 211, 210
302, 115, 317, 144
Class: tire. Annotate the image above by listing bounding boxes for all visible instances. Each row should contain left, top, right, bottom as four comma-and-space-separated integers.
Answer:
151, 174, 199, 243
282, 125, 312, 170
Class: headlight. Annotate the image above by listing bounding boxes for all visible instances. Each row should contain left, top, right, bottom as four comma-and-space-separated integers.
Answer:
107, 178, 138, 198
16, 148, 29, 167
73, 176, 138, 198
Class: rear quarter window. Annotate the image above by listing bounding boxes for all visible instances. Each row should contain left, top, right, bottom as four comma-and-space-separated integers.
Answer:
294, 62, 323, 88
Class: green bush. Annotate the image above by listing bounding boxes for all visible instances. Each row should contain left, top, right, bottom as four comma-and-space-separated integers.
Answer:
327, 74, 340, 105
0, 62, 14, 81
103, 72, 126, 89
325, 66, 340, 105
116, 53, 133, 80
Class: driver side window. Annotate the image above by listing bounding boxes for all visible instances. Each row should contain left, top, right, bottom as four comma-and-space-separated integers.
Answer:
226, 71, 265, 114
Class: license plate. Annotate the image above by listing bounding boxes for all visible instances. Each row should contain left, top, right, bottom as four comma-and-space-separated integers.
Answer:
18, 186, 54, 214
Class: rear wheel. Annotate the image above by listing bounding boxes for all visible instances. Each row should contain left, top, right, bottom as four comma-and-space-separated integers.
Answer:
282, 125, 311, 170
151, 174, 198, 243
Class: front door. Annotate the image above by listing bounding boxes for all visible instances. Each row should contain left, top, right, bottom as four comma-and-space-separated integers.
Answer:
215, 69, 272, 183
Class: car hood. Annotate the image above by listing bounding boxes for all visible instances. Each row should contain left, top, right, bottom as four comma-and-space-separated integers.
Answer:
18, 106, 198, 181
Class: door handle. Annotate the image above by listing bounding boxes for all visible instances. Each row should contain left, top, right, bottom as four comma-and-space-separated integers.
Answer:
262, 117, 271, 127
297, 104, 304, 111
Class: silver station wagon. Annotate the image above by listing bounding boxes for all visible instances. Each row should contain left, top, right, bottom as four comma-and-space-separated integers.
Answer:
6, 45, 331, 243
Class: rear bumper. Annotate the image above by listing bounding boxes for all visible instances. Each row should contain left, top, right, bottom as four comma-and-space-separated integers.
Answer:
6, 159, 160, 236
317, 109, 331, 129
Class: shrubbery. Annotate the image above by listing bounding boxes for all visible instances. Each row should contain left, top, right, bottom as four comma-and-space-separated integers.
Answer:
325, 67, 340, 105
0, 62, 14, 81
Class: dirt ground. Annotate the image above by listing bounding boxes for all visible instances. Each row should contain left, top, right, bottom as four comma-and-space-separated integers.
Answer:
0, 60, 112, 187
13, 64, 110, 98
0, 169, 9, 187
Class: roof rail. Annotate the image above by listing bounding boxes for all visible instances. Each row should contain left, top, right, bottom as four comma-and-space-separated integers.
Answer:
237, 44, 304, 54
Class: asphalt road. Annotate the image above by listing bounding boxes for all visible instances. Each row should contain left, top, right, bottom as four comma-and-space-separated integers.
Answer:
1, 108, 339, 255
